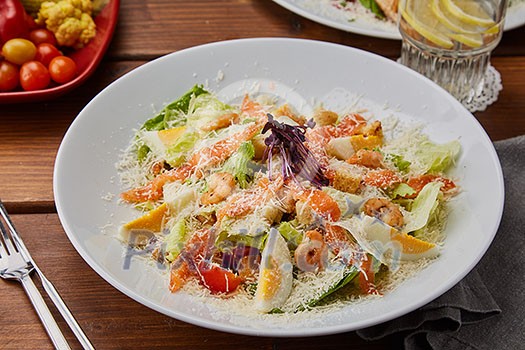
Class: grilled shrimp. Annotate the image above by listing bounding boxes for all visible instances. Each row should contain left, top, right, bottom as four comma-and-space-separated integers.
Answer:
347, 149, 384, 169
200, 172, 236, 205
363, 197, 404, 228
294, 230, 328, 273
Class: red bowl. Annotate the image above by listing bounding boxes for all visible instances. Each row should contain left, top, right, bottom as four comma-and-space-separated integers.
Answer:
0, 0, 120, 104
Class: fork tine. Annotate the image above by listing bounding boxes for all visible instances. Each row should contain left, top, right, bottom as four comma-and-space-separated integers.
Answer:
0, 200, 17, 235
0, 200, 28, 255
0, 236, 7, 258
0, 218, 17, 255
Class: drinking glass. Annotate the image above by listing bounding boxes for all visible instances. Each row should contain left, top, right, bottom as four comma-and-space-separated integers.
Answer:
398, 0, 509, 104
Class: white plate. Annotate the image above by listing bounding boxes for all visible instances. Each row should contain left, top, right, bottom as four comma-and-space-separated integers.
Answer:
273, 0, 525, 39
506, 2, 525, 31
54, 38, 504, 337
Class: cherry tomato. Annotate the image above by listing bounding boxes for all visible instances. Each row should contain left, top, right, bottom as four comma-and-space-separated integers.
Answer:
2, 38, 37, 65
0, 61, 19, 92
35, 43, 61, 66
197, 261, 242, 294
29, 29, 57, 46
20, 61, 50, 91
48, 56, 77, 84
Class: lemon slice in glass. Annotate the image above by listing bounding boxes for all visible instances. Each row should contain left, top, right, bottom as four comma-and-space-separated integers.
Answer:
431, 0, 473, 33
484, 23, 500, 34
401, 3, 454, 49
442, 0, 496, 27
450, 33, 483, 48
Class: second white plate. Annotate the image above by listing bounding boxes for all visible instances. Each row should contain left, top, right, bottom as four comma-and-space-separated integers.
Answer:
273, 0, 525, 39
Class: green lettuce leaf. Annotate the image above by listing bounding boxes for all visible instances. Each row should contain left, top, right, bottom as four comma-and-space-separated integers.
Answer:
222, 141, 255, 188
277, 221, 303, 248
416, 139, 461, 174
215, 231, 267, 251
165, 131, 199, 167
359, 0, 385, 19
136, 85, 208, 162
186, 93, 234, 129
386, 153, 411, 172
136, 144, 151, 163
142, 84, 208, 131
165, 218, 187, 262
298, 265, 360, 311
404, 182, 442, 233
391, 183, 416, 199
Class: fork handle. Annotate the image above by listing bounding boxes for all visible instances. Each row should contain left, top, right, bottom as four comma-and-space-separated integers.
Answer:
20, 275, 71, 350
38, 272, 95, 350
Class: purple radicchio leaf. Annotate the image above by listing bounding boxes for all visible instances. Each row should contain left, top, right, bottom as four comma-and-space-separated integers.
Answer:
262, 113, 328, 187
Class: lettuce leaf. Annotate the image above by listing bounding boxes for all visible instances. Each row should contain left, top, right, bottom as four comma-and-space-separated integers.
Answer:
386, 153, 411, 172
142, 84, 208, 131
298, 265, 360, 311
222, 141, 255, 188
186, 93, 234, 129
215, 231, 267, 251
136, 85, 208, 162
277, 221, 303, 248
404, 182, 442, 233
391, 183, 416, 199
359, 0, 385, 19
165, 218, 187, 262
220, 212, 271, 238
416, 139, 461, 174
165, 131, 199, 167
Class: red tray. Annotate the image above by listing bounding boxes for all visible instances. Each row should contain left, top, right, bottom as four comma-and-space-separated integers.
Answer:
0, 0, 120, 104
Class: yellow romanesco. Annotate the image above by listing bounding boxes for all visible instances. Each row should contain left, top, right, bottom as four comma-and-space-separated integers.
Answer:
36, 0, 97, 48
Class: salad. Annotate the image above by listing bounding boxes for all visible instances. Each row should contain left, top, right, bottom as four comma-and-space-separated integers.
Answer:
117, 85, 460, 314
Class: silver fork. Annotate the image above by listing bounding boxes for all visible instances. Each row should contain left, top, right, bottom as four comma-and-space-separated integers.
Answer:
0, 214, 71, 349
0, 201, 94, 350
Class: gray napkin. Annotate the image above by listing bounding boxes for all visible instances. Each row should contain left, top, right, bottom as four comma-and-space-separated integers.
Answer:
356, 135, 525, 350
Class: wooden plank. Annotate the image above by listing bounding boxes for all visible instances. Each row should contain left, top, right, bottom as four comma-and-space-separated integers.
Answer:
476, 57, 525, 141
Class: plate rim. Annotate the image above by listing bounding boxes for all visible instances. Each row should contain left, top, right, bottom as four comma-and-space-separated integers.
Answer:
53, 37, 505, 337
272, 0, 525, 39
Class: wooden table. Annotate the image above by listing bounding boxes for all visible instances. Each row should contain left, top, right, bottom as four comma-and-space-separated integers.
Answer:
1, 1, 524, 349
